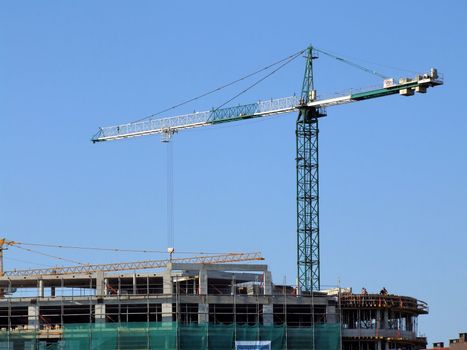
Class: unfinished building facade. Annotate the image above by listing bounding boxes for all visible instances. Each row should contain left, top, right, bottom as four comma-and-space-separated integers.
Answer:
0, 258, 430, 350
0, 261, 340, 349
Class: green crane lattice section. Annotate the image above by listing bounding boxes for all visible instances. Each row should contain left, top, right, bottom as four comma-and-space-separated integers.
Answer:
297, 46, 326, 292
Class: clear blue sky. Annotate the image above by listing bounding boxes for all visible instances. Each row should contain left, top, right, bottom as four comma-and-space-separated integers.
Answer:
1, 0, 466, 344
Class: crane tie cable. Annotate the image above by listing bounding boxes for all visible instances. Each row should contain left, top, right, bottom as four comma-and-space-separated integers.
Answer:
14, 241, 234, 255
4, 257, 51, 268
314, 47, 419, 75
213, 49, 304, 111
131, 48, 307, 123
314, 47, 389, 79
12, 245, 86, 265
18, 242, 168, 253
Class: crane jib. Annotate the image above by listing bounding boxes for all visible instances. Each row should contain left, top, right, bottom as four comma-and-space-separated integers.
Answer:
91, 72, 442, 143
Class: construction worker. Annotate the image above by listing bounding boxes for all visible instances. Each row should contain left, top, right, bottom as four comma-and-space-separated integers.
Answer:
379, 287, 388, 295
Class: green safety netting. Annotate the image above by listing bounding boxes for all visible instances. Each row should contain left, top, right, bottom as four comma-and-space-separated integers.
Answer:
62, 322, 340, 350
0, 330, 36, 350
0, 322, 340, 349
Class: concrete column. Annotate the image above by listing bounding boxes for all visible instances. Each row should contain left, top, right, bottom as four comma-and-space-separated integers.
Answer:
406, 315, 413, 331
296, 277, 301, 296
383, 310, 389, 329
0, 247, 4, 299
96, 271, 105, 297
95, 304, 106, 324
162, 264, 173, 322
376, 310, 381, 330
132, 274, 137, 295
198, 303, 209, 324
326, 305, 337, 323
263, 304, 273, 325
38, 280, 44, 298
199, 267, 207, 295
198, 267, 208, 324
263, 271, 272, 295
28, 304, 39, 330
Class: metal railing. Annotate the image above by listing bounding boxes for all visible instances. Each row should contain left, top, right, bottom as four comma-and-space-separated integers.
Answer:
340, 294, 428, 313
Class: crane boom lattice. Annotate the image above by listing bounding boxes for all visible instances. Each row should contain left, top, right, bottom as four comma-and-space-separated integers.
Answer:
4, 252, 264, 277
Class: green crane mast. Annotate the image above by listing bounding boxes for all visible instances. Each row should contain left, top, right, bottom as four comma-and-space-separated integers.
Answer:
92, 45, 443, 293
296, 47, 326, 291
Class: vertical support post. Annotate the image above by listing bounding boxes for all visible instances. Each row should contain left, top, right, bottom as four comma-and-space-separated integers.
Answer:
263, 271, 273, 325
198, 267, 208, 324
0, 244, 3, 277
28, 303, 39, 330
376, 309, 383, 350
326, 305, 337, 323
96, 271, 105, 297
198, 267, 207, 295
132, 274, 137, 295
162, 263, 173, 323
263, 304, 273, 326
0, 241, 5, 298
296, 46, 325, 293
27, 302, 39, 350
263, 271, 272, 296
38, 280, 44, 298
95, 303, 106, 324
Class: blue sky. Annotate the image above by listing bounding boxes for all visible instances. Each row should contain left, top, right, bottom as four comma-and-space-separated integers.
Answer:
1, 0, 466, 343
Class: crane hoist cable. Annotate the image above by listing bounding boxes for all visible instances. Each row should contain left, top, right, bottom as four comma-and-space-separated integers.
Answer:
165, 139, 174, 251
158, 50, 303, 253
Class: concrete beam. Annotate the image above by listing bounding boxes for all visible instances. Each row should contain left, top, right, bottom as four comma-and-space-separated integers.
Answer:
0, 293, 331, 308
172, 263, 268, 272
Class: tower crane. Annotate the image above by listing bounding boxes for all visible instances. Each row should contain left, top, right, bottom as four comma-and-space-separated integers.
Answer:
91, 46, 443, 293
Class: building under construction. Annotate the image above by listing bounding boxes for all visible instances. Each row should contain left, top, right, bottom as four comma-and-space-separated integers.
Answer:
0, 251, 427, 350
1, 45, 442, 349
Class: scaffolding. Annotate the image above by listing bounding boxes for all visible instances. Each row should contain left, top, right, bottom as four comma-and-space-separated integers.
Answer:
339, 293, 428, 350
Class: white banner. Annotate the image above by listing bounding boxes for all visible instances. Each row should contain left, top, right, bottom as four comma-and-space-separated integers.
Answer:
235, 340, 272, 350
